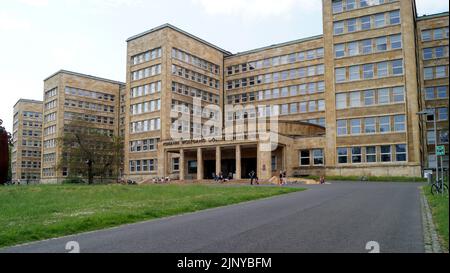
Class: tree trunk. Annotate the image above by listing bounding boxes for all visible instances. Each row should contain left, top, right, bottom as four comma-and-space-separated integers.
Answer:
87, 160, 93, 184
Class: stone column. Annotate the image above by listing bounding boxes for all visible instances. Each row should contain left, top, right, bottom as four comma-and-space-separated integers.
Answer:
215, 146, 221, 176
179, 149, 185, 181
257, 142, 272, 180
157, 148, 166, 177
197, 147, 203, 180
236, 145, 241, 179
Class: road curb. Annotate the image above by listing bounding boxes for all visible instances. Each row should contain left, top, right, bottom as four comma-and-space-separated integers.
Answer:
420, 187, 443, 253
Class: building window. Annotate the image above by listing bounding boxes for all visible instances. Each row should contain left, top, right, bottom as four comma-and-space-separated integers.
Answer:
364, 117, 376, 134
172, 158, 180, 171
361, 16, 371, 30
364, 90, 375, 106
362, 39, 372, 54
300, 150, 310, 166
313, 149, 324, 165
377, 62, 388, 77
393, 87, 405, 102
394, 115, 406, 132
390, 34, 402, 49
376, 37, 387, 52
435, 66, 446, 78
380, 145, 392, 162
395, 144, 407, 162
271, 156, 277, 171
349, 65, 360, 81
379, 116, 391, 133
440, 130, 449, 144
374, 13, 385, 28
350, 119, 361, 135
332, 0, 343, 13
392, 59, 403, 75
437, 86, 448, 99
378, 88, 390, 104
422, 30, 432, 41
337, 120, 347, 136
334, 21, 344, 35
335, 68, 346, 82
338, 148, 348, 164
423, 48, 433, 60
389, 10, 400, 25
363, 64, 374, 79
437, 107, 448, 121
427, 130, 436, 145
336, 93, 347, 109
348, 42, 359, 56
335, 44, 345, 58
350, 92, 361, 107
352, 147, 362, 163
366, 146, 377, 163
347, 19, 357, 32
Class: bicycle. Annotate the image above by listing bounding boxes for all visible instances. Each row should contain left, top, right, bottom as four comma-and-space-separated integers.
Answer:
431, 180, 448, 195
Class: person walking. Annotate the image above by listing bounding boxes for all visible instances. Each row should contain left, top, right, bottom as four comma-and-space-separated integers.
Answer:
249, 170, 259, 185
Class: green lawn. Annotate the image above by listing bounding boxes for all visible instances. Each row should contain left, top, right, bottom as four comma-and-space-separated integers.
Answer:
424, 186, 449, 251
0, 184, 302, 248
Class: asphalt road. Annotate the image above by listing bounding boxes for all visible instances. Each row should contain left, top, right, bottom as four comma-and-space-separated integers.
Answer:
1, 182, 425, 253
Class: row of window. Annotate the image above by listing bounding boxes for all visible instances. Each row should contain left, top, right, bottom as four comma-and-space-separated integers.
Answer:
44, 87, 58, 100
421, 27, 449, 42
42, 168, 55, 177
23, 111, 42, 118
170, 120, 219, 136
335, 59, 403, 83
172, 82, 220, 104
43, 139, 56, 149
227, 64, 325, 90
65, 86, 116, 102
131, 64, 162, 81
63, 126, 114, 137
21, 150, 41, 158
226, 48, 324, 76
227, 81, 325, 105
22, 130, 41, 137
130, 99, 161, 115
334, 10, 400, 35
129, 138, 160, 152
332, 0, 397, 14
132, 47, 162, 65
425, 86, 448, 100
43, 153, 56, 163
130, 118, 161, 134
279, 100, 326, 115
130, 81, 161, 98
64, 99, 115, 113
22, 140, 41, 147
44, 112, 56, 123
299, 149, 325, 166
337, 144, 407, 164
129, 159, 158, 173
423, 46, 449, 60
335, 34, 402, 58
19, 173, 40, 181
44, 125, 56, 136
45, 100, 57, 110
64, 112, 115, 125
337, 115, 406, 136
171, 100, 220, 120
425, 107, 448, 121
22, 121, 41, 128
424, 65, 449, 80
21, 161, 41, 169
336, 86, 405, 109
172, 48, 220, 75
427, 130, 449, 145
172, 64, 220, 89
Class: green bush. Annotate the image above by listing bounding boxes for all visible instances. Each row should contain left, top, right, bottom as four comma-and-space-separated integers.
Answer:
63, 177, 85, 184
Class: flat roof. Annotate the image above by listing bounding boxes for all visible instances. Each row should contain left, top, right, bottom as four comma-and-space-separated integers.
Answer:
44, 70, 125, 86
417, 11, 449, 21
126, 23, 232, 55
14, 99, 43, 108
227, 34, 324, 58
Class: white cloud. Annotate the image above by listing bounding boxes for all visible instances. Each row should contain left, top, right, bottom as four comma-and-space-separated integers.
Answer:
192, 0, 321, 19
0, 12, 31, 31
416, 0, 449, 15
18, 0, 49, 6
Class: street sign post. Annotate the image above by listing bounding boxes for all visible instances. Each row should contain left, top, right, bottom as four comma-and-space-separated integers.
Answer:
436, 145, 445, 156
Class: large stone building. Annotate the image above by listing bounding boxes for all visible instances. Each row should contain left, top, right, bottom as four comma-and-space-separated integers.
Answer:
124, 0, 448, 181
40, 70, 125, 183
12, 0, 448, 183
11, 99, 43, 184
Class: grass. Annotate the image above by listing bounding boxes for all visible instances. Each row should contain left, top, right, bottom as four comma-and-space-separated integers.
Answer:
424, 185, 449, 251
0, 184, 303, 249
304, 175, 426, 183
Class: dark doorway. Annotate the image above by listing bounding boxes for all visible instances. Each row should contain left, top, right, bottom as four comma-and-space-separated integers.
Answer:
204, 160, 216, 179
241, 158, 257, 178
221, 159, 236, 179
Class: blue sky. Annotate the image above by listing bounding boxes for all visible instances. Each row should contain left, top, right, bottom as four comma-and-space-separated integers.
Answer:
0, 0, 448, 132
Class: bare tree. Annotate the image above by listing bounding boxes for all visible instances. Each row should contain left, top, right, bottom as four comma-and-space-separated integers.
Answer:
58, 120, 123, 184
